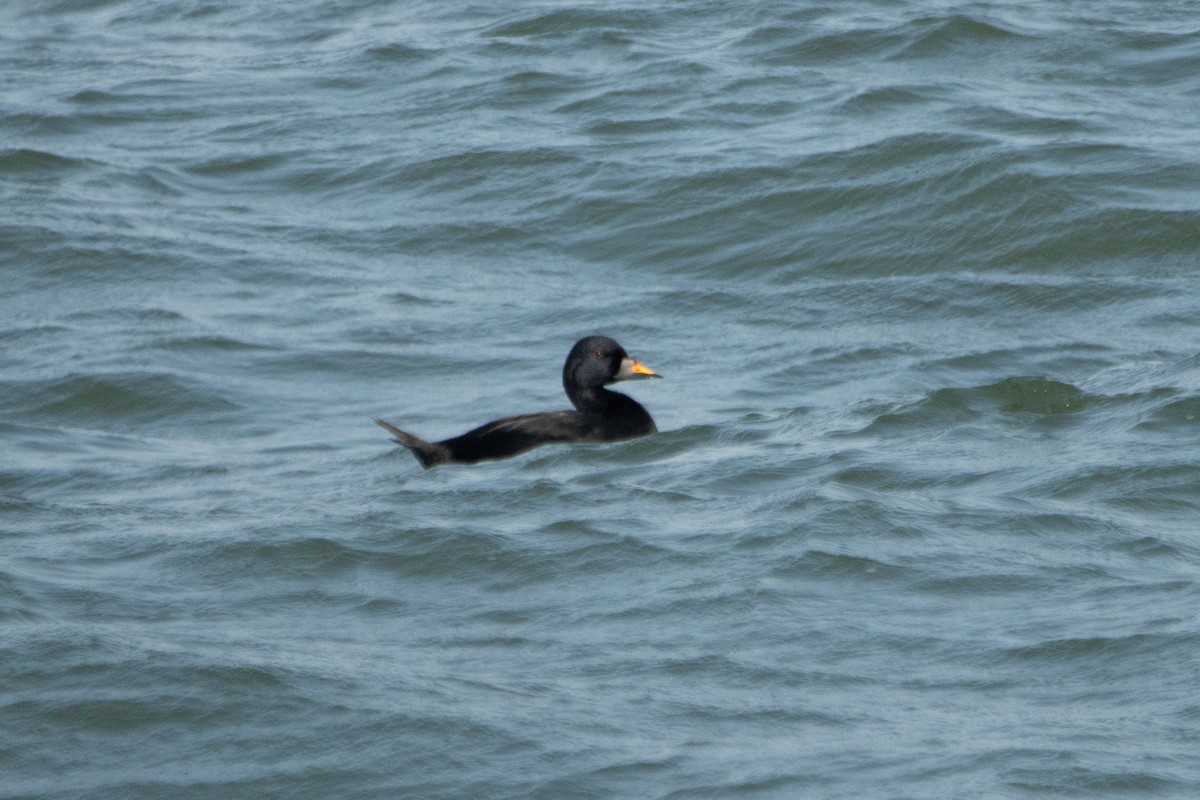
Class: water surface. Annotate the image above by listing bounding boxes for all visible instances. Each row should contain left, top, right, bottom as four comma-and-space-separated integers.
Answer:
3, 1, 1200, 797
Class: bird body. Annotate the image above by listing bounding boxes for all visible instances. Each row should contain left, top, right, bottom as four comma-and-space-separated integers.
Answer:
377, 336, 661, 468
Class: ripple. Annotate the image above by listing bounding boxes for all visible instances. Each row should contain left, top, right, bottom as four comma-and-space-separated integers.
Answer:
7, 1, 1200, 798
486, 7, 661, 42
0, 147, 91, 175
863, 377, 1089, 436
183, 153, 292, 179
888, 13, 1032, 61
365, 42, 436, 62
1008, 634, 1133, 660
770, 550, 908, 582
1032, 462, 1200, 512
7, 373, 240, 427
1138, 395, 1200, 433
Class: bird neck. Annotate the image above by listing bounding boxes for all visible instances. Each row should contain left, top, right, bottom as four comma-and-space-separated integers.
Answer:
566, 384, 624, 416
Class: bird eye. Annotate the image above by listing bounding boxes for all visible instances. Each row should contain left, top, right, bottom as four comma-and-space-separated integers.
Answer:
592, 350, 604, 360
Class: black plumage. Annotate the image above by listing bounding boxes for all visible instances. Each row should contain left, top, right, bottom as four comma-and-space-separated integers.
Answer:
376, 335, 662, 468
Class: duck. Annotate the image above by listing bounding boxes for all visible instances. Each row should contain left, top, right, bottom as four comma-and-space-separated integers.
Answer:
376, 335, 661, 468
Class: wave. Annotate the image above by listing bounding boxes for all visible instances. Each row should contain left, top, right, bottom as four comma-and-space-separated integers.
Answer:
5, 372, 240, 427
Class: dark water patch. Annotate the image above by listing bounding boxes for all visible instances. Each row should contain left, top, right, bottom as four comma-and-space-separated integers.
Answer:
552, 535, 690, 579
285, 25, 345, 46
0, 106, 87, 136
800, 130, 986, 194
182, 152, 293, 181
711, 417, 778, 447
861, 377, 1088, 438
64, 305, 189, 324
1114, 536, 1193, 561
1014, 511, 1127, 539
352, 596, 407, 618
541, 756, 681, 791
18, 236, 218, 286
679, 456, 810, 498
1007, 768, 1184, 797
68, 88, 128, 104
560, 131, 1023, 279
0, 223, 69, 265
113, 164, 188, 197
64, 98, 210, 130
795, 491, 939, 541
828, 462, 993, 495
662, 775, 826, 800
0, 147, 91, 175
915, 572, 1040, 596
695, 101, 809, 139
366, 42, 436, 63
2, 563, 181, 622
146, 461, 232, 483
555, 66, 722, 124
1012, 206, 1200, 271
1122, 27, 1200, 52
8, 372, 240, 428
486, 7, 660, 42
491, 69, 592, 108
172, 535, 378, 588
36, 0, 135, 14
742, 142, 1200, 276
0, 488, 38, 515
145, 334, 278, 355
1004, 631, 1195, 664
770, 550, 908, 583
382, 146, 588, 197
0, 566, 45, 621
889, 13, 1032, 61
1138, 395, 1200, 433
311, 74, 373, 93
0, 323, 72, 347
375, 289, 457, 313
956, 102, 1092, 138
62, 85, 206, 135
273, 156, 398, 195
534, 429, 713, 477
988, 377, 1087, 415
1082, 155, 1200, 212
5, 685, 252, 735
649, 651, 753, 684
1033, 462, 1200, 513
747, 20, 912, 66
841, 83, 944, 115
1105, 27, 1200, 88
586, 478, 704, 507
197, 526, 575, 589
587, 115, 691, 137
0, 456, 130, 504
377, 220, 538, 257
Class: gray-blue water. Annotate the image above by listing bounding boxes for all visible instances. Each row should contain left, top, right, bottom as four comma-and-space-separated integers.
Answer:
4, 1, 1200, 797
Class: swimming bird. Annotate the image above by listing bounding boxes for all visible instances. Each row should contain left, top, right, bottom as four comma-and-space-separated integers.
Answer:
376, 335, 662, 468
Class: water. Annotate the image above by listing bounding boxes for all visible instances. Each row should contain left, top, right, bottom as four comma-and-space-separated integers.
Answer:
3, 1, 1200, 797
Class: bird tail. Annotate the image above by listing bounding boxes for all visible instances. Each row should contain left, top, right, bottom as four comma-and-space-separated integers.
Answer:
374, 419, 448, 469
